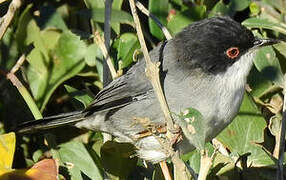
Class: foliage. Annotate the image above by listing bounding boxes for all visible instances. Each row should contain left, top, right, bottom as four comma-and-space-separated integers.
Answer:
1, 0, 286, 179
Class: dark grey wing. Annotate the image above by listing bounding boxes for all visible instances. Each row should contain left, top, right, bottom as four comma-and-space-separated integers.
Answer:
83, 43, 165, 114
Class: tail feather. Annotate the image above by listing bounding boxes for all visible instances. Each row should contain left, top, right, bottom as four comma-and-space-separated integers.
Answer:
16, 111, 86, 134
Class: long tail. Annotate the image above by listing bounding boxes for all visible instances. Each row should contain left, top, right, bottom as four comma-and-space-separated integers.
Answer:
16, 111, 87, 134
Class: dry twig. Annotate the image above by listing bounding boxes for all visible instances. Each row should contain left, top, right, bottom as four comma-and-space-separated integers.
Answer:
135, 0, 172, 40
0, 0, 22, 40
128, 0, 175, 135
276, 74, 286, 180
94, 31, 117, 79
5, 54, 43, 119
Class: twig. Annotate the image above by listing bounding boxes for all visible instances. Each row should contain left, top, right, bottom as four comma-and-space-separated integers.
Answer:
5, 54, 43, 120
185, 162, 198, 180
94, 31, 117, 79
103, 0, 113, 86
160, 161, 172, 180
128, 0, 175, 134
198, 149, 216, 180
276, 74, 286, 180
0, 0, 22, 40
10, 54, 26, 74
172, 152, 190, 180
135, 0, 172, 40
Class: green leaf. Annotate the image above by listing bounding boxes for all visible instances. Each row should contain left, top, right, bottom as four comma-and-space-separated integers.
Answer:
85, 44, 103, 67
274, 41, 286, 58
263, 0, 286, 13
253, 46, 284, 86
84, 0, 104, 8
209, 0, 250, 17
36, 5, 68, 30
90, 8, 134, 27
116, 33, 140, 69
242, 18, 286, 35
181, 143, 214, 174
15, 4, 34, 51
26, 30, 86, 111
58, 141, 103, 180
101, 141, 137, 179
247, 67, 273, 98
209, 0, 233, 17
167, 6, 206, 35
64, 85, 94, 108
268, 114, 282, 138
229, 0, 251, 11
111, 0, 124, 34
176, 108, 206, 150
32, 149, 43, 163
85, 0, 123, 34
55, 31, 87, 63
84, 43, 104, 82
167, 11, 192, 35
1, 28, 19, 70
217, 94, 273, 166
249, 2, 261, 16
148, 0, 169, 40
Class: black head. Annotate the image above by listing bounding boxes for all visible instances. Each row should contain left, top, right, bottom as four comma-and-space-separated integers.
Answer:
173, 16, 274, 74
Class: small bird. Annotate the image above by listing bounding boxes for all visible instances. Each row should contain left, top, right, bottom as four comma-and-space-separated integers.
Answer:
17, 16, 279, 163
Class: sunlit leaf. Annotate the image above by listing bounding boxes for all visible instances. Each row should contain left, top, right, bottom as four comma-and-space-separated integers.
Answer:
176, 108, 206, 150
36, 5, 68, 30
181, 143, 214, 174
254, 46, 284, 86
148, 0, 169, 40
115, 33, 140, 69
168, 6, 206, 35
229, 0, 251, 11
64, 85, 94, 108
242, 18, 286, 35
0, 159, 58, 180
0, 133, 16, 175
87, 8, 134, 27
58, 141, 103, 180
26, 30, 86, 111
84, 43, 104, 82
217, 94, 273, 166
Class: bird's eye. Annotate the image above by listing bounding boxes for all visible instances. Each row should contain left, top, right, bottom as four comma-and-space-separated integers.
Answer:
226, 47, 240, 59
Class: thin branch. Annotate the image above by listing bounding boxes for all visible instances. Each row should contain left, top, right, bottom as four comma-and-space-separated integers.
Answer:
128, 0, 175, 134
94, 31, 117, 79
172, 152, 190, 180
10, 54, 26, 74
135, 0, 172, 40
103, 0, 113, 86
6, 54, 43, 120
198, 149, 216, 180
276, 74, 286, 180
159, 161, 172, 180
0, 0, 22, 40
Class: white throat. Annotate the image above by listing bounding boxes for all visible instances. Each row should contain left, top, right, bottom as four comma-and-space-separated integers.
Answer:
211, 51, 256, 128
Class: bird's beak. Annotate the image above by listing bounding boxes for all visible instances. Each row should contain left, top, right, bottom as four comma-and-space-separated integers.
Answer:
253, 38, 281, 48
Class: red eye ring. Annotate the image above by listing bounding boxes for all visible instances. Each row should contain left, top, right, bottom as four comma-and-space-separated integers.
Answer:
226, 47, 240, 59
